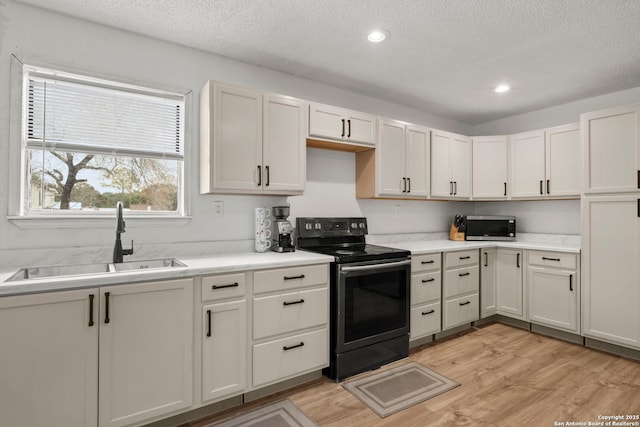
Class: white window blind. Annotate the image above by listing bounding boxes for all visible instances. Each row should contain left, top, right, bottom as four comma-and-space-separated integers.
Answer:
27, 75, 184, 160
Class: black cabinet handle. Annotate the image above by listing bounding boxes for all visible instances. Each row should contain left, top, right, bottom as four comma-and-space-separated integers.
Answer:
459, 272, 470, 277
637, 199, 640, 218
459, 301, 471, 306
284, 274, 305, 281
569, 274, 573, 292
402, 177, 407, 193
283, 299, 305, 306
546, 179, 550, 194
459, 256, 471, 260
206, 309, 212, 337
104, 292, 110, 324
407, 177, 411, 193
265, 166, 270, 187
341, 119, 345, 137
542, 257, 561, 262
422, 278, 435, 283
347, 119, 351, 138
504, 182, 507, 196
422, 309, 435, 315
421, 260, 435, 265
484, 252, 488, 267
517, 253, 520, 268
283, 342, 304, 351
450, 181, 453, 195
454, 181, 457, 195
212, 282, 239, 290
257, 165, 262, 186
88, 294, 95, 327
637, 170, 640, 189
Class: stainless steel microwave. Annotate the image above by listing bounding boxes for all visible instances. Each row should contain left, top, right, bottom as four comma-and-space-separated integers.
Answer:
464, 215, 516, 241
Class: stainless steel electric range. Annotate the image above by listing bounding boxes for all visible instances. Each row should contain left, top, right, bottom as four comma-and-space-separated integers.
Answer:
296, 217, 411, 382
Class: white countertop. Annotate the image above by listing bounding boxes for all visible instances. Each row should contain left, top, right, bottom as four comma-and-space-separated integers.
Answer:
383, 239, 581, 254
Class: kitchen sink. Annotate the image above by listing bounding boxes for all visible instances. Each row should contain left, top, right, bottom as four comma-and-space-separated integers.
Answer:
111, 258, 186, 272
4, 258, 186, 282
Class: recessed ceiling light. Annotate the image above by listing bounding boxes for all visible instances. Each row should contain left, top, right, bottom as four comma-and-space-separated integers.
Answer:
367, 29, 389, 43
494, 84, 511, 93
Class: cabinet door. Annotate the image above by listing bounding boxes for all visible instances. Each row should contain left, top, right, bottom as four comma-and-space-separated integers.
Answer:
581, 104, 640, 194
202, 300, 246, 403
212, 84, 263, 191
430, 130, 453, 197
0, 289, 98, 427
480, 248, 498, 318
496, 249, 525, 319
263, 94, 307, 193
99, 279, 193, 427
450, 134, 472, 198
582, 196, 640, 349
309, 103, 345, 141
405, 124, 430, 198
510, 130, 546, 198
345, 110, 376, 145
410, 302, 441, 339
376, 119, 406, 196
545, 123, 581, 197
473, 136, 508, 199
528, 267, 578, 333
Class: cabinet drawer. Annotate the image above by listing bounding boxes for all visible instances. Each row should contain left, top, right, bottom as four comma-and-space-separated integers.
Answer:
411, 253, 441, 273
443, 293, 479, 329
445, 250, 479, 268
528, 251, 577, 270
444, 266, 479, 298
252, 328, 328, 388
254, 264, 328, 295
411, 271, 441, 305
410, 302, 441, 339
202, 273, 246, 302
253, 288, 328, 340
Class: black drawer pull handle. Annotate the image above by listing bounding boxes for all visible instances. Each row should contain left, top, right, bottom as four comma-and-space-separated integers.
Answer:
459, 301, 471, 306
459, 272, 470, 277
284, 274, 305, 281
206, 309, 212, 337
212, 282, 239, 290
569, 274, 573, 292
283, 342, 305, 351
422, 278, 435, 283
88, 294, 95, 327
421, 260, 435, 264
459, 256, 471, 260
422, 309, 435, 315
542, 257, 561, 261
104, 292, 111, 324
283, 299, 305, 306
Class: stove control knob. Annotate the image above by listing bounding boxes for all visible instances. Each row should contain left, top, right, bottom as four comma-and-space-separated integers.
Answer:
351, 222, 358, 229
359, 222, 366, 229
314, 223, 322, 230
304, 223, 312, 231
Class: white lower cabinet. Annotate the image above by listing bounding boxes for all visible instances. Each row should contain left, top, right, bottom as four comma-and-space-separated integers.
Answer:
0, 289, 98, 427
442, 250, 479, 330
480, 248, 498, 318
99, 279, 193, 427
410, 253, 442, 340
496, 249, 525, 320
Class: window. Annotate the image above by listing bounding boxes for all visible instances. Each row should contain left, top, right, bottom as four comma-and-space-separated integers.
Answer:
20, 65, 186, 217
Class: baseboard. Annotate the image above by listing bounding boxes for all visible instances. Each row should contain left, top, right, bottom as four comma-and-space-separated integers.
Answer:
435, 323, 473, 340
585, 338, 640, 362
530, 323, 584, 345
494, 315, 530, 331
141, 395, 243, 427
244, 370, 323, 403
410, 334, 435, 349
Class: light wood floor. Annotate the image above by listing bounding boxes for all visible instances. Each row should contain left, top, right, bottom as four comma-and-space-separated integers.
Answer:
188, 323, 640, 426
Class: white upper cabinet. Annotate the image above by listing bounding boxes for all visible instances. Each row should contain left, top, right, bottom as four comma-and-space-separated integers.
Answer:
200, 81, 307, 195
309, 102, 376, 147
405, 124, 430, 198
510, 130, 546, 198
581, 104, 640, 194
431, 130, 471, 199
472, 136, 508, 199
546, 123, 581, 197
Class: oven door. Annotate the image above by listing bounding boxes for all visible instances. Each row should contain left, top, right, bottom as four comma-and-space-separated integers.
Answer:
335, 258, 410, 353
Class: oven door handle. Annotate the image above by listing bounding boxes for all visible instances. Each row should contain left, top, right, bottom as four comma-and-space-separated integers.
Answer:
340, 259, 411, 273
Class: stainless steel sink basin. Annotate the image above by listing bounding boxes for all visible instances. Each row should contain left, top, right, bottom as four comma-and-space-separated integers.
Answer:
6, 263, 113, 282
4, 258, 186, 282
112, 258, 186, 272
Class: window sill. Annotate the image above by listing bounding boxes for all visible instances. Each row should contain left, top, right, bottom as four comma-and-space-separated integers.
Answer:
8, 215, 192, 229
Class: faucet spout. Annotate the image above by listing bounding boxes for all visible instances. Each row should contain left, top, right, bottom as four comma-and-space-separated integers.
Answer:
113, 202, 134, 263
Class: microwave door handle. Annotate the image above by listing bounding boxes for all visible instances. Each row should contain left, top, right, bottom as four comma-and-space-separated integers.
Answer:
340, 260, 411, 273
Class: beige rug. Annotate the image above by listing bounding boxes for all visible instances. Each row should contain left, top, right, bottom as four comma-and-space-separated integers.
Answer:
342, 361, 460, 417
208, 399, 318, 427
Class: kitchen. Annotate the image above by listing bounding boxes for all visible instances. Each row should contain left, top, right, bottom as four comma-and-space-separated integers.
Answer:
0, 1, 639, 426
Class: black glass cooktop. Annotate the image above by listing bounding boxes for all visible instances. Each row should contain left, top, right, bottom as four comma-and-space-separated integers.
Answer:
302, 243, 410, 263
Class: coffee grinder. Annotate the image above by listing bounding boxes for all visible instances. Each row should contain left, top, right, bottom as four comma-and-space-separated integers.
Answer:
271, 204, 295, 252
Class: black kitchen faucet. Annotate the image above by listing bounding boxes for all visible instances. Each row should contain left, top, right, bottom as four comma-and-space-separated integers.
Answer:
113, 201, 134, 263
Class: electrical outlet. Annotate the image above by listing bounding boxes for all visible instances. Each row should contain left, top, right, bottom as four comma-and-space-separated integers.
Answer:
213, 201, 224, 217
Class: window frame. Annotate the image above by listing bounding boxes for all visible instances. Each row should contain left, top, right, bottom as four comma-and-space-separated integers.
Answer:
8, 55, 193, 228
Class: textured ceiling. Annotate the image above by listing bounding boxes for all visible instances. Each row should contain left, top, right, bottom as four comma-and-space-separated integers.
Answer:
15, 0, 640, 124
